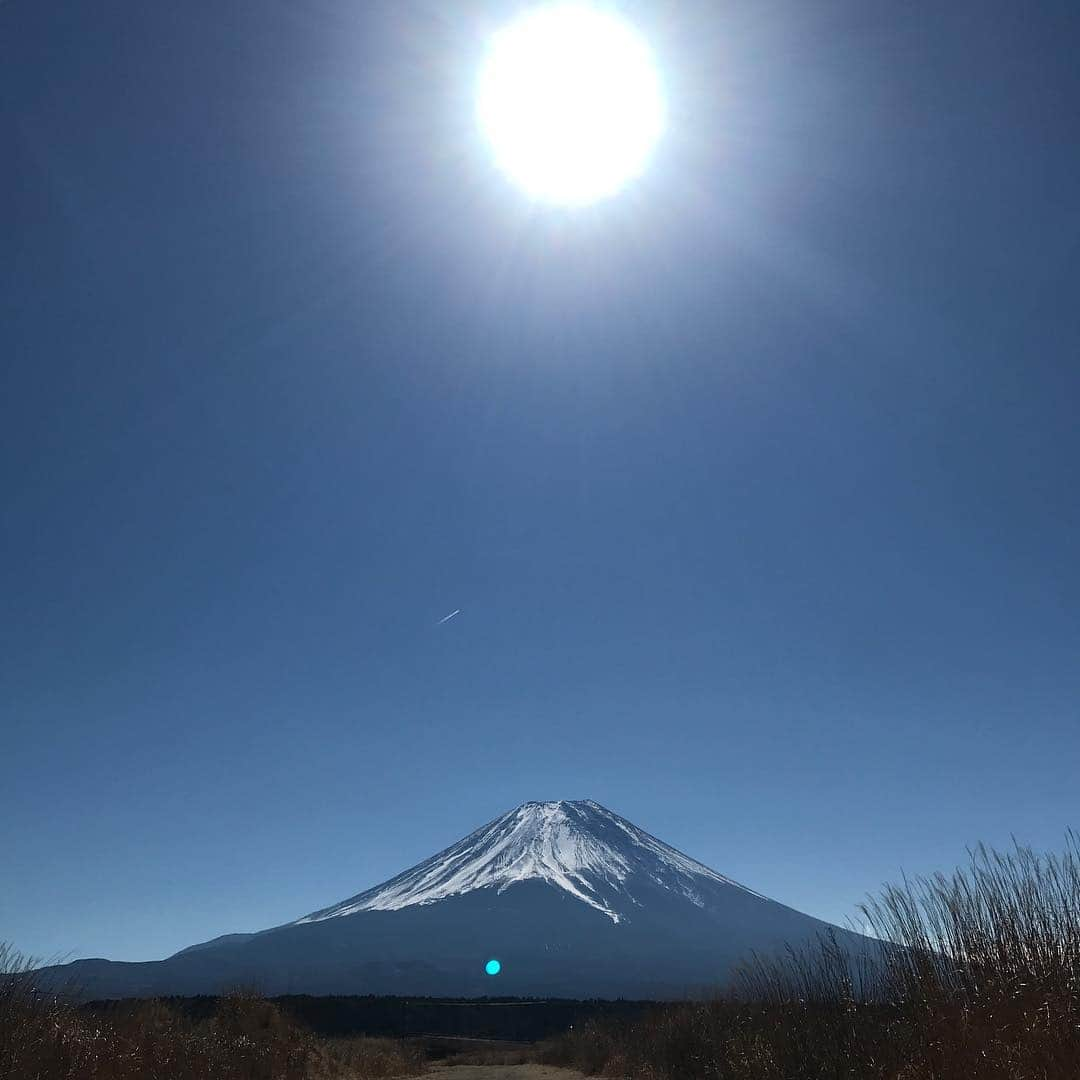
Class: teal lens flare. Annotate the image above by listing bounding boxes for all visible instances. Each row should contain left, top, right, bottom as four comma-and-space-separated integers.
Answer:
485, 958, 501, 976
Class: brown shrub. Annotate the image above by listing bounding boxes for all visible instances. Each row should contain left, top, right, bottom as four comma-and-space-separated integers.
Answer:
0, 953, 422, 1080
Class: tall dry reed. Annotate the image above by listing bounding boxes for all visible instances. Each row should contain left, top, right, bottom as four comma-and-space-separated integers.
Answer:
538, 835, 1080, 1079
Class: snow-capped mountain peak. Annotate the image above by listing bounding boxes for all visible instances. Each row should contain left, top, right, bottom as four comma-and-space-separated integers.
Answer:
37, 800, 865, 1000
296, 799, 763, 925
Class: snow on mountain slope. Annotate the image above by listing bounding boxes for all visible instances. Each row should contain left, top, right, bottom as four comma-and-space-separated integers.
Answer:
296, 799, 764, 925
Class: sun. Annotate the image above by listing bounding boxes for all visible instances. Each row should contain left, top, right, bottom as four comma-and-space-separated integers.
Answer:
476, 4, 665, 205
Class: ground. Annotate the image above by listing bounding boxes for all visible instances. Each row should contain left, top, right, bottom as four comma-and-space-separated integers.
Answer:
407, 1068, 587, 1080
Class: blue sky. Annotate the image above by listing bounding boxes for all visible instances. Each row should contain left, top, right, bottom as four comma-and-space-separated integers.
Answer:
3, 0, 1079, 963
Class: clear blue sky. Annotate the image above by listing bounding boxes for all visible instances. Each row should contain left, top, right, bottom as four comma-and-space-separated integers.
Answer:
3, 0, 1079, 964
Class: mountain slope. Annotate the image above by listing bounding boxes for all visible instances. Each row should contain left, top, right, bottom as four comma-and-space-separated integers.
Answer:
297, 799, 764, 925
34, 800, 867, 999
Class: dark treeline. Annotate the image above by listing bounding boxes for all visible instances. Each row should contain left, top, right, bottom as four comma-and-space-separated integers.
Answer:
87, 993, 654, 1042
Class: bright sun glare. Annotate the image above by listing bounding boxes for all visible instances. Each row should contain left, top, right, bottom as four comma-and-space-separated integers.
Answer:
477, 4, 665, 205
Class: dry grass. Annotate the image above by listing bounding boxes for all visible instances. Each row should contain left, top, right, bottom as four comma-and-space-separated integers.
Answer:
436, 1040, 533, 1066
310, 1036, 425, 1078
0, 949, 423, 1080
535, 834, 1080, 1079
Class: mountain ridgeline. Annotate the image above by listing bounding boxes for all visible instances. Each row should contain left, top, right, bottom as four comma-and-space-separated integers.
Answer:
37, 800, 866, 999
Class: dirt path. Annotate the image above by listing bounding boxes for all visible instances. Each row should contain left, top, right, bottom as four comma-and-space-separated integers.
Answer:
407, 1067, 588, 1080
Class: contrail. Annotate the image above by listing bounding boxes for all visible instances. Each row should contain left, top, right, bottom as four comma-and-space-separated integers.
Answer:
437, 609, 461, 625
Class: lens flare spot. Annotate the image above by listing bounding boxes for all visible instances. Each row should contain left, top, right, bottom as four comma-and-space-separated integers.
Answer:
476, 4, 665, 204
485, 958, 502, 976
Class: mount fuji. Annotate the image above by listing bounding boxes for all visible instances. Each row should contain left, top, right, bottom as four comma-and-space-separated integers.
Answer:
37, 800, 864, 999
